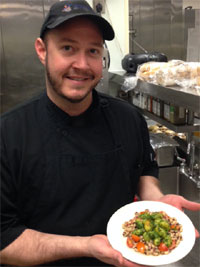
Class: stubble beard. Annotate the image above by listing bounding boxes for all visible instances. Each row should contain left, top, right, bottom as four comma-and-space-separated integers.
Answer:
45, 58, 100, 104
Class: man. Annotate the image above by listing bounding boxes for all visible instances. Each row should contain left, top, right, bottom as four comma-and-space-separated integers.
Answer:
0, 1, 199, 266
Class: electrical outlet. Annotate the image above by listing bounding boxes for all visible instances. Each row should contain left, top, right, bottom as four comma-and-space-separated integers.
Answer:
93, 0, 105, 14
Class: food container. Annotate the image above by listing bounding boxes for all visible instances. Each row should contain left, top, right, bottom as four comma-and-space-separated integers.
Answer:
150, 133, 179, 167
155, 146, 175, 167
169, 105, 187, 125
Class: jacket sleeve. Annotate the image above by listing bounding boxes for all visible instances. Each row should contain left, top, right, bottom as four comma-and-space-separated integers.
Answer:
0, 121, 27, 250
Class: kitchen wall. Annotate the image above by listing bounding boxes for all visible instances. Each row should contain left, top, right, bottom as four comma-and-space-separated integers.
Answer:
129, 0, 200, 62
87, 0, 129, 73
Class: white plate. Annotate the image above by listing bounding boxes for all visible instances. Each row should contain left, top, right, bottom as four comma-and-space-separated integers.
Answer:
107, 201, 196, 266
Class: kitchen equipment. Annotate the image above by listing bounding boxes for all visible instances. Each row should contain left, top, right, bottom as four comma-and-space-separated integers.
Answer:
150, 133, 179, 167
121, 52, 168, 73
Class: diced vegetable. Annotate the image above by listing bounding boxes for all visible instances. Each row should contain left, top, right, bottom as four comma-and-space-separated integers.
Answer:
131, 234, 140, 242
154, 237, 161, 246
170, 224, 180, 231
143, 232, 150, 242
155, 226, 167, 238
132, 228, 144, 236
163, 235, 172, 247
135, 219, 144, 229
158, 242, 169, 252
136, 242, 145, 253
144, 220, 153, 231
159, 220, 170, 231
139, 212, 151, 220
126, 237, 133, 248
151, 212, 163, 220
169, 240, 176, 250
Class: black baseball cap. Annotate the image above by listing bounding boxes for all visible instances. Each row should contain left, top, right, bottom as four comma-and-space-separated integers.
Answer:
40, 0, 115, 41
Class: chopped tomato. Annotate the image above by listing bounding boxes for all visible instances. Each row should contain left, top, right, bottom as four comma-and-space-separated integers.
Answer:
140, 211, 146, 215
136, 242, 145, 253
127, 237, 133, 248
131, 234, 140, 242
158, 242, 169, 252
170, 224, 180, 230
169, 240, 176, 250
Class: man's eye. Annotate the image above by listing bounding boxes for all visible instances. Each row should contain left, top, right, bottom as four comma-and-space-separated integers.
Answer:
90, 48, 98, 54
64, 45, 71, 51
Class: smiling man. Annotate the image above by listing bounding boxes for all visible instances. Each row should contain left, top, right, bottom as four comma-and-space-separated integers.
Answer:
1, 1, 200, 267
37, 17, 104, 115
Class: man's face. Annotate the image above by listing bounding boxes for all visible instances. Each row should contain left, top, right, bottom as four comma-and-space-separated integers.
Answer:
44, 17, 104, 105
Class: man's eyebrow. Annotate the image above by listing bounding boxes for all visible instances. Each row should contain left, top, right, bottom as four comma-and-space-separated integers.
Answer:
59, 37, 76, 43
59, 37, 103, 47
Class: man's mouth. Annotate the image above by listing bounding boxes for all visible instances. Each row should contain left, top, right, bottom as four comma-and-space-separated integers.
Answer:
66, 76, 91, 81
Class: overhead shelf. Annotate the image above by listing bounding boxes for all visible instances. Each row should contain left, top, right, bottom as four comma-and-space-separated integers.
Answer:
136, 79, 200, 114
108, 72, 200, 133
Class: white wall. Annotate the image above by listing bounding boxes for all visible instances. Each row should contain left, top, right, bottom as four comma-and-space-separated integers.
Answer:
87, 0, 129, 73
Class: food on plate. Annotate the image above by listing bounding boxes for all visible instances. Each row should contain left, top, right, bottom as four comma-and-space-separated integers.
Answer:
122, 209, 183, 256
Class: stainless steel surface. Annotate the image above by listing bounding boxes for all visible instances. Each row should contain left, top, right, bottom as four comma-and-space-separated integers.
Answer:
96, 48, 109, 94
178, 137, 200, 189
156, 146, 175, 167
158, 167, 200, 267
159, 167, 179, 194
136, 79, 200, 113
0, 0, 43, 113
141, 109, 200, 133
108, 73, 200, 130
129, 0, 185, 60
0, 0, 58, 114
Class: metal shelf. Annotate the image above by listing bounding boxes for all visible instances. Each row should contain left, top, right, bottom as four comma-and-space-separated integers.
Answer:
136, 80, 200, 114
140, 109, 200, 133
108, 72, 200, 133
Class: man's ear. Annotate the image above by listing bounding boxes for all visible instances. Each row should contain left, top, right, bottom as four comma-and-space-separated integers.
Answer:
35, 38, 46, 65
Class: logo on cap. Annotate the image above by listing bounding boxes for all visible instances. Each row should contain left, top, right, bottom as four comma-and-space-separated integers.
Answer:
62, 5, 71, 12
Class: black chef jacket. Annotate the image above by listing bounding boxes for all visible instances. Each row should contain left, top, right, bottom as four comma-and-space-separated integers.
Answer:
0, 89, 158, 266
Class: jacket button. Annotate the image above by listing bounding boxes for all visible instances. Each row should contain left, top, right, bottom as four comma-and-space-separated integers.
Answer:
62, 130, 68, 136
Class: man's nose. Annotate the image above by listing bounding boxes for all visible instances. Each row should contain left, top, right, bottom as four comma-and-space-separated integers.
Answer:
72, 52, 90, 69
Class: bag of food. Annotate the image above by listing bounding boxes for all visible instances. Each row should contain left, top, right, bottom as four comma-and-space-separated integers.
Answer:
136, 62, 168, 83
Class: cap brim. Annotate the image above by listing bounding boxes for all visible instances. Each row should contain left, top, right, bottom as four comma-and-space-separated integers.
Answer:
46, 13, 114, 41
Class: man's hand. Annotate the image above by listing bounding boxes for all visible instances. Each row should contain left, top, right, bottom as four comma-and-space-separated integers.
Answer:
157, 194, 200, 238
87, 234, 145, 267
